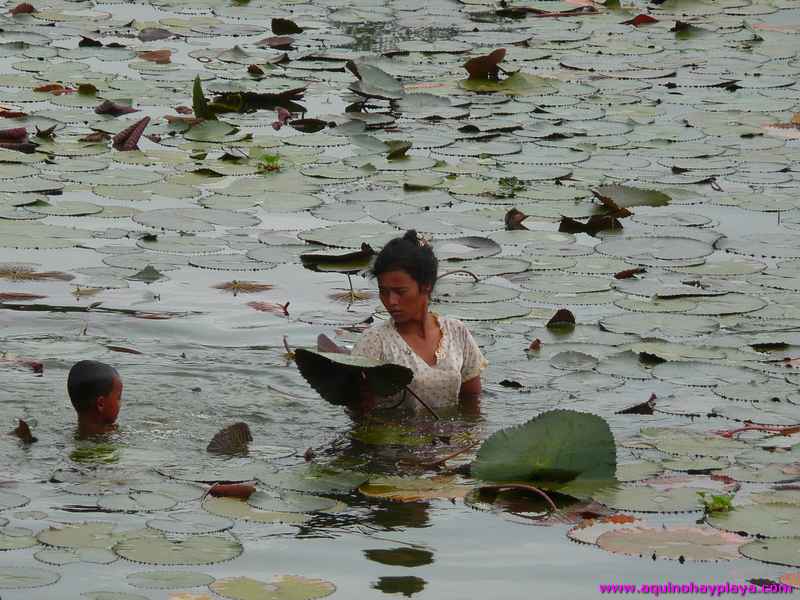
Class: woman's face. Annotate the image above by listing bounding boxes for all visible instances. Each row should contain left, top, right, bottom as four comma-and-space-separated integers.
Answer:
378, 270, 431, 323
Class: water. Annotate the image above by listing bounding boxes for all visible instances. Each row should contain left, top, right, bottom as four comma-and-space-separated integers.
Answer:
2, 0, 800, 596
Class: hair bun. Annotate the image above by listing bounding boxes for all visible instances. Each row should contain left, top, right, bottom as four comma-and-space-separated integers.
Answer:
402, 229, 419, 243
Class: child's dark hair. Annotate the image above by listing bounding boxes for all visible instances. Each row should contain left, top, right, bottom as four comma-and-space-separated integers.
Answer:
67, 360, 118, 414
372, 230, 438, 291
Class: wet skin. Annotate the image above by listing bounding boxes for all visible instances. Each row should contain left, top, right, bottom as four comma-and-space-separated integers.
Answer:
76, 375, 123, 438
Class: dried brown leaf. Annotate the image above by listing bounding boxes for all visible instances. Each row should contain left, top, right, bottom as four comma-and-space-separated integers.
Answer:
464, 48, 506, 81
0, 292, 46, 301
213, 280, 274, 296
137, 49, 171, 64
10, 419, 36, 444
207, 422, 252, 456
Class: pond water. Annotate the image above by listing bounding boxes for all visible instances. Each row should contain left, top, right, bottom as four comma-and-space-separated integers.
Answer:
2, 0, 800, 597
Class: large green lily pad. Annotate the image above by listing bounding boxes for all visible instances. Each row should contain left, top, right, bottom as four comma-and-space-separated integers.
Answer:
472, 410, 616, 493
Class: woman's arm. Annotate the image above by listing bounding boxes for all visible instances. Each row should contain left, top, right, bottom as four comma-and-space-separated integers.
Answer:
459, 375, 481, 415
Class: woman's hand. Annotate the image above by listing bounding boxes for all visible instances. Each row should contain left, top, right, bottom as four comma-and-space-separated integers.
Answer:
353, 371, 376, 414
459, 376, 481, 416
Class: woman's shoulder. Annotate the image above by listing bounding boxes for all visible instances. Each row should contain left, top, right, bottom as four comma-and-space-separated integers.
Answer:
436, 315, 472, 338
353, 319, 394, 346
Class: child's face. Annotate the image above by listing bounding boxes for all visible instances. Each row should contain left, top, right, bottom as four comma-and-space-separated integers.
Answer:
98, 375, 123, 424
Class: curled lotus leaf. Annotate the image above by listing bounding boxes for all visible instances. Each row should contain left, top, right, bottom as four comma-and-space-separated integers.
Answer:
596, 526, 745, 562
113, 531, 243, 565
294, 349, 412, 406
472, 410, 616, 489
210, 575, 336, 600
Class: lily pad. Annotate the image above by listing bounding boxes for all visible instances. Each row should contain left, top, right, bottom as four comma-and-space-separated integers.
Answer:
359, 475, 472, 502
202, 497, 309, 525
113, 532, 243, 565
0, 566, 60, 589
126, 570, 215, 589
0, 491, 29, 511
596, 526, 745, 561
708, 503, 800, 538
592, 485, 710, 513
209, 575, 335, 600
740, 538, 800, 568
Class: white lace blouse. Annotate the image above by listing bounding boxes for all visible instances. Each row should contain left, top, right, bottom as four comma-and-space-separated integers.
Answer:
351, 314, 488, 413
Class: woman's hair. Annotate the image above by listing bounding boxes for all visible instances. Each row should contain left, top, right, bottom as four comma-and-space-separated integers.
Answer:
372, 229, 438, 290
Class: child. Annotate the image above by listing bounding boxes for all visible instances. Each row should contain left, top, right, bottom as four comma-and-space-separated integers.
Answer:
67, 361, 123, 436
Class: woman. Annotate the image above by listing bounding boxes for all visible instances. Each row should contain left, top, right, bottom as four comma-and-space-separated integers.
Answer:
351, 230, 487, 416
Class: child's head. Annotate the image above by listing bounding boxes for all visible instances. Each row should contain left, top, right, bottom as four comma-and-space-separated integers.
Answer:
67, 361, 123, 425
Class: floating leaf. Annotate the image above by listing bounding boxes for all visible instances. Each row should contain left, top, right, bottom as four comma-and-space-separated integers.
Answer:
359, 475, 472, 502
592, 485, 711, 513
202, 497, 309, 525
210, 575, 335, 600
212, 281, 273, 296
207, 422, 252, 456
10, 419, 36, 444
596, 526, 745, 561
271, 17, 303, 35
741, 538, 800, 568
126, 571, 215, 590
114, 532, 243, 565
0, 566, 60, 589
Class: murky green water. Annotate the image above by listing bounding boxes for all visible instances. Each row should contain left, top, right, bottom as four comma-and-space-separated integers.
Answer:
2, 0, 800, 597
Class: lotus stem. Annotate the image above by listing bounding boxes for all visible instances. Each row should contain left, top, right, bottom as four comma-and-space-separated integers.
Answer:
437, 270, 479, 283
404, 386, 440, 420
478, 484, 558, 512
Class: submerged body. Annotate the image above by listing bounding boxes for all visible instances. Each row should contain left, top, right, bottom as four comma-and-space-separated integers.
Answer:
352, 313, 487, 414
349, 230, 487, 416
